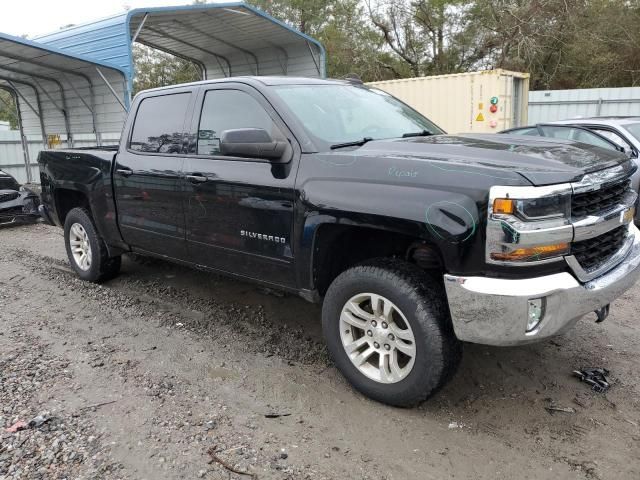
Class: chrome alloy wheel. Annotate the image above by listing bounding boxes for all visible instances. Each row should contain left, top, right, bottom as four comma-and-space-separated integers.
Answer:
339, 293, 416, 384
69, 223, 92, 271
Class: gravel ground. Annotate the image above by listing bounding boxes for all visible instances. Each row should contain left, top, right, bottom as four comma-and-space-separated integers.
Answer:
1, 222, 639, 479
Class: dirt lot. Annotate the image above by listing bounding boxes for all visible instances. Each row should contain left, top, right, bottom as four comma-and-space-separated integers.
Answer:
1, 223, 639, 480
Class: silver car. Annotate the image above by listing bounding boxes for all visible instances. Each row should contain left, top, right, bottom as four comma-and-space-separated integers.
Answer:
548, 116, 640, 156
502, 118, 640, 222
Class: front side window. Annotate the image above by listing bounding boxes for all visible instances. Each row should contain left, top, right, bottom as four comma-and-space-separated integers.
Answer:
129, 93, 191, 153
539, 126, 617, 151
624, 123, 640, 142
591, 128, 630, 149
270, 84, 443, 149
196, 90, 281, 156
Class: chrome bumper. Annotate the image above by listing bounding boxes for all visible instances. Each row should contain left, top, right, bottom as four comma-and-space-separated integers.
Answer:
444, 224, 640, 346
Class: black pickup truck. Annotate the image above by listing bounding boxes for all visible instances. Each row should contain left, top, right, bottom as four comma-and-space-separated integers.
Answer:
38, 77, 640, 406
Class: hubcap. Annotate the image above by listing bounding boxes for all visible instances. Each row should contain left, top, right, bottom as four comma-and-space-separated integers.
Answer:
339, 293, 416, 384
69, 223, 92, 271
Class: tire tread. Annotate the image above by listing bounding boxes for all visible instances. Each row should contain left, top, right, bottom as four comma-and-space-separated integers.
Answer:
323, 258, 462, 407
64, 207, 121, 283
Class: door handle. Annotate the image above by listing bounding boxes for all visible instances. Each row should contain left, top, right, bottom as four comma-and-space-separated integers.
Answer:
116, 168, 133, 177
186, 174, 209, 183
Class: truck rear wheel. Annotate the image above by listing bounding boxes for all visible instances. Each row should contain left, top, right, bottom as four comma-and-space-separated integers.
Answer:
322, 259, 461, 407
64, 207, 121, 283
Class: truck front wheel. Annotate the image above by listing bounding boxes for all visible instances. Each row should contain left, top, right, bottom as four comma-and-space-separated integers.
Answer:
64, 207, 121, 283
322, 259, 461, 407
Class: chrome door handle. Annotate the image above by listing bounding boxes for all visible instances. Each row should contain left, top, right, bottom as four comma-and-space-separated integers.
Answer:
116, 168, 133, 177
186, 174, 208, 183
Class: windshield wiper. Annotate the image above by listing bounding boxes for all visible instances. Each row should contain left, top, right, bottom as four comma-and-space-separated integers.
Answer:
402, 129, 433, 138
330, 137, 374, 150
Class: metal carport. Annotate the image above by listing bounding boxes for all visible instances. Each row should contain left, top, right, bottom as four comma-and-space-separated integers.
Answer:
35, 1, 327, 94
0, 32, 129, 182
0, 2, 325, 183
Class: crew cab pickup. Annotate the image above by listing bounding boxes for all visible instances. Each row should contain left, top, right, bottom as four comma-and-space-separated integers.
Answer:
38, 77, 640, 407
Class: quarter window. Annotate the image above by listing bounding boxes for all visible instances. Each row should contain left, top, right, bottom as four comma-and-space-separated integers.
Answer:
129, 93, 191, 154
196, 90, 281, 156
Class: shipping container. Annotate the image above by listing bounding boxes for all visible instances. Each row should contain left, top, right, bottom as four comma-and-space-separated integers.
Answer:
528, 87, 640, 123
368, 69, 529, 134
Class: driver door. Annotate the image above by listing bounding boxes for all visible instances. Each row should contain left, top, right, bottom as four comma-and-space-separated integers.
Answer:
182, 84, 300, 287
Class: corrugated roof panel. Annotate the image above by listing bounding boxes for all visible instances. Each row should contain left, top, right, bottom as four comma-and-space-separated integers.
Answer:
34, 2, 326, 82
36, 18, 132, 74
0, 31, 129, 145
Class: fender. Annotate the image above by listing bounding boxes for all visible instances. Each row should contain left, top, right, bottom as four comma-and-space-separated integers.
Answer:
294, 149, 532, 290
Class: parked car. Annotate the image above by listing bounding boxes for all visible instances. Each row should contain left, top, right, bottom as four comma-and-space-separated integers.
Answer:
0, 168, 40, 226
38, 77, 640, 407
501, 122, 640, 223
548, 117, 640, 158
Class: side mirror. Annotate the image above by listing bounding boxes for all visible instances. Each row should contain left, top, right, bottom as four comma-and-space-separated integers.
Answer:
220, 128, 289, 162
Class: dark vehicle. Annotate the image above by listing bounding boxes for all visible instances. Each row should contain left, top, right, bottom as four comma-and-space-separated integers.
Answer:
38, 77, 640, 407
0, 168, 39, 226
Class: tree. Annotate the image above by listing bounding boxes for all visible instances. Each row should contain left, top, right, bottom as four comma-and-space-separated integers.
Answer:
128, 0, 640, 91
132, 45, 201, 95
0, 91, 18, 130
249, 0, 399, 81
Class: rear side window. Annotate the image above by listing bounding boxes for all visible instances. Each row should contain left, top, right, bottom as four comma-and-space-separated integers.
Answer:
129, 93, 191, 154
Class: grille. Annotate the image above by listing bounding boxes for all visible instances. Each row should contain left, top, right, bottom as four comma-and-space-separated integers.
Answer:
0, 191, 20, 203
572, 180, 629, 217
572, 225, 628, 271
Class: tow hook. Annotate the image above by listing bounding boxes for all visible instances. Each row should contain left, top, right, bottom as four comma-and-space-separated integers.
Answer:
594, 304, 610, 323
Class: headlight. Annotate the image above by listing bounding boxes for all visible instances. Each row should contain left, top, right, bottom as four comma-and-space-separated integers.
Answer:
493, 196, 571, 221
487, 185, 574, 265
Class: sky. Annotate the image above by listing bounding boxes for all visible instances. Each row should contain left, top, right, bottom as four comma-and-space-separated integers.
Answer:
0, 0, 205, 38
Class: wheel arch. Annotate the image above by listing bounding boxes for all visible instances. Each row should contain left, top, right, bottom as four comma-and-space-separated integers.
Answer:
306, 219, 445, 297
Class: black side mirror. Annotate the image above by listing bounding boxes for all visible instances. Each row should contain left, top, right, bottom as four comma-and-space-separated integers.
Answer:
220, 128, 289, 162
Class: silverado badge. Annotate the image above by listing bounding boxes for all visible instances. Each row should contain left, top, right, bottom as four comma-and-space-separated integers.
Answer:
241, 230, 286, 244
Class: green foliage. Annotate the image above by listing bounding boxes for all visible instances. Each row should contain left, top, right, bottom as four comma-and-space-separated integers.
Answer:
0, 90, 18, 129
132, 45, 201, 95
131, 0, 640, 90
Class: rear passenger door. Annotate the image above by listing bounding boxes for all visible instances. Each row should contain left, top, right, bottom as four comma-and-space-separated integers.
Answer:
114, 88, 194, 259
182, 84, 299, 287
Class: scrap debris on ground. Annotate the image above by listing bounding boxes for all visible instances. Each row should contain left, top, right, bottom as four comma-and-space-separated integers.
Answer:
573, 368, 611, 393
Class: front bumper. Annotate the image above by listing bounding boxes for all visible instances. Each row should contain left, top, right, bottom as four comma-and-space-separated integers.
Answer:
444, 224, 640, 346
0, 188, 40, 225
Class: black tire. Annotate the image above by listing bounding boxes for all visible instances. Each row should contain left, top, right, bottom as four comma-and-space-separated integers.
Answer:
64, 207, 121, 283
322, 259, 462, 407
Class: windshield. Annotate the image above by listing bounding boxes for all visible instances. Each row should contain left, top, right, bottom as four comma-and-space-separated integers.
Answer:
271, 84, 444, 148
624, 122, 640, 142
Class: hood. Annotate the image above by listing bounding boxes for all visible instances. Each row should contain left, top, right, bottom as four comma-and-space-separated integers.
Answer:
352, 134, 631, 186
